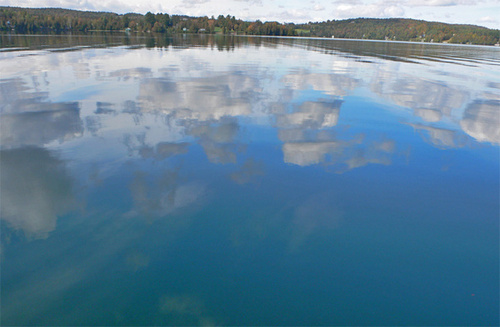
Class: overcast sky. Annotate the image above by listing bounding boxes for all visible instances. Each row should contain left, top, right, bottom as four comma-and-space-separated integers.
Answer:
3, 0, 499, 29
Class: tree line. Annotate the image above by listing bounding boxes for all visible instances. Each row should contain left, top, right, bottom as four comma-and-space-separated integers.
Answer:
1, 6, 498, 45
296, 18, 499, 45
0, 7, 296, 36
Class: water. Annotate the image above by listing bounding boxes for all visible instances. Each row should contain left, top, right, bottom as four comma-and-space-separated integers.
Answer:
1, 33, 499, 326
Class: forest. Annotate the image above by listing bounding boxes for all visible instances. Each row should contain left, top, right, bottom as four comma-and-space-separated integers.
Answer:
1, 6, 499, 45
296, 18, 499, 45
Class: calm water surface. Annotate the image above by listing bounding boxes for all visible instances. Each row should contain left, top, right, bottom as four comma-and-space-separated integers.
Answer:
1, 34, 499, 326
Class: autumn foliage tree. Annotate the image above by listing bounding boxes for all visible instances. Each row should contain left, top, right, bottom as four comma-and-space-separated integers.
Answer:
0, 7, 497, 45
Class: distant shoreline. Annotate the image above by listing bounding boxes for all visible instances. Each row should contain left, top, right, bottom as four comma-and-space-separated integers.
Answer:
1, 6, 499, 46
236, 34, 500, 48
3, 31, 499, 48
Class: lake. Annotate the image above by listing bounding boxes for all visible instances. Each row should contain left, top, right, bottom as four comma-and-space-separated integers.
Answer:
1, 33, 499, 326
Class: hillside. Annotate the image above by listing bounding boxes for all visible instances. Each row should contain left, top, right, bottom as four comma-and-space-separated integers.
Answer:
296, 18, 499, 45
1, 6, 498, 45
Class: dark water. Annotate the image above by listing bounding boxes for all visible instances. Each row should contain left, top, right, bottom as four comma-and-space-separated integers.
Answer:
1, 33, 499, 326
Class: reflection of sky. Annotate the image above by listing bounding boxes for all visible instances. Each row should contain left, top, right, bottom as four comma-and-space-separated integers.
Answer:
1, 36, 498, 326
0, 37, 498, 238
0, 37, 498, 234
0, 39, 497, 158
0, 147, 76, 239
461, 100, 500, 144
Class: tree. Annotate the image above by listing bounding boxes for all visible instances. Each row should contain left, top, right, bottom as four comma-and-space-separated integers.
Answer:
144, 11, 155, 30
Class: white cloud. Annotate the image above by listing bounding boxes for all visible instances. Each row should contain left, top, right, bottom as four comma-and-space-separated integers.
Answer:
270, 9, 313, 22
234, 0, 262, 5
180, 0, 212, 9
406, 0, 477, 6
478, 15, 498, 23
1, 0, 499, 28
335, 3, 405, 18
313, 4, 325, 11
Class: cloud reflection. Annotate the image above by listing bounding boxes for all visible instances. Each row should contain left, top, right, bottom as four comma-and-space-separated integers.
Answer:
339, 139, 395, 172
369, 71, 500, 148
125, 250, 150, 272
2, 37, 498, 327
230, 159, 265, 184
127, 170, 205, 220
159, 294, 216, 326
407, 123, 469, 149
275, 100, 343, 129
0, 147, 75, 239
374, 76, 468, 123
283, 141, 344, 166
108, 67, 153, 81
0, 78, 83, 149
189, 118, 243, 164
273, 95, 397, 171
0, 106, 83, 149
131, 140, 190, 160
138, 74, 259, 121
282, 136, 396, 172
460, 100, 500, 145
281, 73, 358, 97
288, 193, 343, 251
